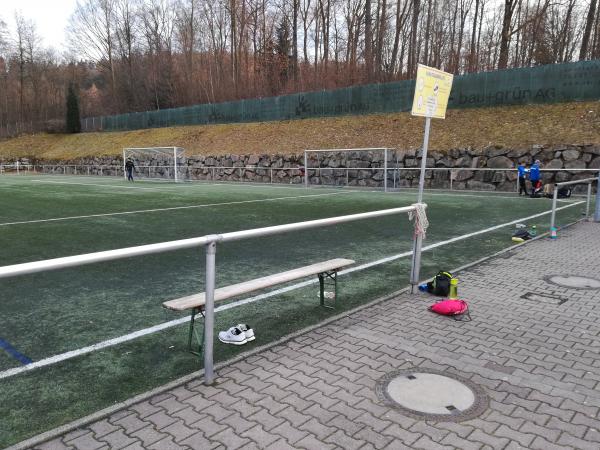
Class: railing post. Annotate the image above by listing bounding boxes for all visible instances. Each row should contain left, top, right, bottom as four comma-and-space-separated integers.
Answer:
384, 148, 388, 193
204, 240, 217, 385
586, 182, 592, 219
304, 151, 308, 188
550, 185, 559, 231
595, 171, 600, 222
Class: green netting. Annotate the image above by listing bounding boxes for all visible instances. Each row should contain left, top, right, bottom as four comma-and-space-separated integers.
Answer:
83, 60, 600, 132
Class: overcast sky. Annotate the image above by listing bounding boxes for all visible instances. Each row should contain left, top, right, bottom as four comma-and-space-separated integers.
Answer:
3, 0, 78, 50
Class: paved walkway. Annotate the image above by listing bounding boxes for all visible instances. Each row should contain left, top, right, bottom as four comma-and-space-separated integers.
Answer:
26, 222, 600, 449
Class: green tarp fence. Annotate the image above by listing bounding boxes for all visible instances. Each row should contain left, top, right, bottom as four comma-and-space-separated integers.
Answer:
82, 60, 600, 132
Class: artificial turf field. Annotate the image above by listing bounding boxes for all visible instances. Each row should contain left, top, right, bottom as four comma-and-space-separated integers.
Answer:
0, 173, 591, 447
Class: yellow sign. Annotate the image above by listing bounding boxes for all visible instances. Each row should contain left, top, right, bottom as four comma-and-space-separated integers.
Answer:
411, 64, 454, 119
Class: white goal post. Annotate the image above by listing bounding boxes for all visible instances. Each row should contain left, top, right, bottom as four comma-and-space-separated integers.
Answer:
123, 147, 187, 182
303, 147, 392, 191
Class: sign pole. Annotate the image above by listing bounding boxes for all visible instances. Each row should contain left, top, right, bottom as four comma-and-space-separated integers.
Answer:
410, 116, 430, 293
409, 64, 454, 294
417, 117, 431, 203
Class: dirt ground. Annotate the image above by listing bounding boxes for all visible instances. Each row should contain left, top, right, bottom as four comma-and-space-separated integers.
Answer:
1, 101, 599, 160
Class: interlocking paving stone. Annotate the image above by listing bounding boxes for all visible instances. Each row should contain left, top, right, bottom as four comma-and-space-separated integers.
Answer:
20, 222, 600, 449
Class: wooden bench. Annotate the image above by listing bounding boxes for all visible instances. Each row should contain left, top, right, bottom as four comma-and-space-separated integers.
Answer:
163, 258, 355, 355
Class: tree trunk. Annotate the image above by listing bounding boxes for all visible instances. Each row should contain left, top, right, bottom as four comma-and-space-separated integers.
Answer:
408, 0, 420, 77
580, 0, 598, 60
365, 0, 373, 81
498, 0, 516, 69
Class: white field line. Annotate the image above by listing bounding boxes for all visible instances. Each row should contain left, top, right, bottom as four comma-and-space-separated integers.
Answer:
0, 191, 352, 227
0, 200, 583, 380
30, 180, 222, 192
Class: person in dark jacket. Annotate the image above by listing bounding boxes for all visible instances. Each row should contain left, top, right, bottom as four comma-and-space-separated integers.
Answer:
125, 158, 135, 182
517, 163, 529, 196
529, 160, 542, 197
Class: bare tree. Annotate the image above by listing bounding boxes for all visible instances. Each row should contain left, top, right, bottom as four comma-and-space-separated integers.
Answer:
580, 0, 598, 59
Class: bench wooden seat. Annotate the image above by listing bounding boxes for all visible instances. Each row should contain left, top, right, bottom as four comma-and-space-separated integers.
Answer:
162, 258, 355, 356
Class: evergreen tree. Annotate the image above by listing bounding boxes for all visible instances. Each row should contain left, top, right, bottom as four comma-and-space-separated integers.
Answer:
66, 83, 81, 133
275, 18, 292, 86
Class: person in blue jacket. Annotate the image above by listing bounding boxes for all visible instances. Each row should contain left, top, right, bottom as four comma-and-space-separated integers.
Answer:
529, 160, 542, 197
517, 163, 529, 196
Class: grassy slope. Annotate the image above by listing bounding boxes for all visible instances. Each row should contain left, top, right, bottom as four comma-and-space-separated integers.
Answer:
1, 101, 599, 160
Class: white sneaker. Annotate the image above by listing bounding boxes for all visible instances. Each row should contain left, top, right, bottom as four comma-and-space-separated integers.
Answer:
237, 324, 255, 341
218, 326, 247, 345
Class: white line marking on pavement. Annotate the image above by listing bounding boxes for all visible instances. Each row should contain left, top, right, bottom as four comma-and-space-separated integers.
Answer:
0, 200, 583, 379
0, 191, 352, 227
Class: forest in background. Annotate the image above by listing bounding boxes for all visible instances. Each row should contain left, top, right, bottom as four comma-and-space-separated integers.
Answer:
0, 0, 599, 137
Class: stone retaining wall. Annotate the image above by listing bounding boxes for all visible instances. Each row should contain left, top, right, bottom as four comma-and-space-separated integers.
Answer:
11, 144, 600, 192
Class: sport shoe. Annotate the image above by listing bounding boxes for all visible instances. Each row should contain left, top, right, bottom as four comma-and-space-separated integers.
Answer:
218, 326, 247, 345
237, 324, 255, 341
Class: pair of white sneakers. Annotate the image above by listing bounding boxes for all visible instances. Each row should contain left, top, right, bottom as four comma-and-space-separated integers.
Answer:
218, 324, 255, 345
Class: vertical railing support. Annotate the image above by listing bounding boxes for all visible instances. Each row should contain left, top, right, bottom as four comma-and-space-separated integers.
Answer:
304, 152, 308, 188
384, 148, 388, 192
550, 185, 559, 231
595, 171, 600, 222
204, 240, 217, 385
586, 182, 592, 219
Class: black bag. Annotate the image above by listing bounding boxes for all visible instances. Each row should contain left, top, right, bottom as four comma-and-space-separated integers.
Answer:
427, 271, 453, 296
512, 229, 531, 240
557, 187, 572, 199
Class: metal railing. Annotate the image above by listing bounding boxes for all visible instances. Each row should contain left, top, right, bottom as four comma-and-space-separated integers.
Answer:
0, 204, 424, 384
549, 173, 599, 231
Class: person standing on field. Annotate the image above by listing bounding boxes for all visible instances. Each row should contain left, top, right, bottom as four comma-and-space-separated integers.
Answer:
517, 162, 529, 196
125, 158, 135, 182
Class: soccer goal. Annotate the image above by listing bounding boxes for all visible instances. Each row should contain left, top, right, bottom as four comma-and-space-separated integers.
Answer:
303, 148, 393, 191
123, 147, 187, 182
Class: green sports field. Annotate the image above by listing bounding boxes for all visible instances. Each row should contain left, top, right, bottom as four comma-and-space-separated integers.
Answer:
0, 174, 591, 446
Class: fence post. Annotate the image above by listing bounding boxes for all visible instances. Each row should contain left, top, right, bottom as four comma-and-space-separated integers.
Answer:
550, 185, 558, 230
384, 148, 388, 192
586, 182, 592, 219
204, 240, 217, 385
595, 171, 600, 222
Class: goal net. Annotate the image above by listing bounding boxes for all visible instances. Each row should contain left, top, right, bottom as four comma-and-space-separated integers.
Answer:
303, 148, 392, 191
123, 147, 188, 182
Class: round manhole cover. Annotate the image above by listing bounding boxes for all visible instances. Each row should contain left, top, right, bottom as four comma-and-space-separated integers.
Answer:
376, 370, 488, 422
546, 275, 600, 290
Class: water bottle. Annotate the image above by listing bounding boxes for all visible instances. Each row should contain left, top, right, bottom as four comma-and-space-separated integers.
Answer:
449, 278, 459, 299
530, 225, 537, 237
550, 227, 557, 239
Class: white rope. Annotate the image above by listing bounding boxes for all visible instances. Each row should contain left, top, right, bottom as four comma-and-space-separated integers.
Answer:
409, 203, 429, 238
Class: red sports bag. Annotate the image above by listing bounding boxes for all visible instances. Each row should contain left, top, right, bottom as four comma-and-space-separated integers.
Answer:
428, 299, 472, 321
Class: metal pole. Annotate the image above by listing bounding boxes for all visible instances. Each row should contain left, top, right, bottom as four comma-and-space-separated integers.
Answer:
595, 171, 600, 222
204, 241, 217, 385
304, 151, 308, 188
384, 148, 388, 192
123, 149, 127, 180
450, 169, 454, 190
586, 182, 592, 219
174, 147, 178, 183
410, 234, 423, 293
417, 117, 431, 203
550, 185, 558, 230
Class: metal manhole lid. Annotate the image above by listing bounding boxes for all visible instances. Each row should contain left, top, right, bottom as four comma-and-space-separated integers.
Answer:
376, 369, 488, 422
545, 275, 600, 290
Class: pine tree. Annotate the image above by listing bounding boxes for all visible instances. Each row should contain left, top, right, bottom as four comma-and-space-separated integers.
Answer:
66, 83, 81, 133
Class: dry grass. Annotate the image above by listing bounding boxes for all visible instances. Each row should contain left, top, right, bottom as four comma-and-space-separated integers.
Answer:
1, 101, 599, 160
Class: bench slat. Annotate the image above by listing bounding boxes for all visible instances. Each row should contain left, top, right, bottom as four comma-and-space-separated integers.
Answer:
163, 258, 354, 311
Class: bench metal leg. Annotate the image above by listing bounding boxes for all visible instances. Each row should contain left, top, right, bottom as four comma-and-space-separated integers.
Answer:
187, 307, 205, 357
318, 270, 339, 309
